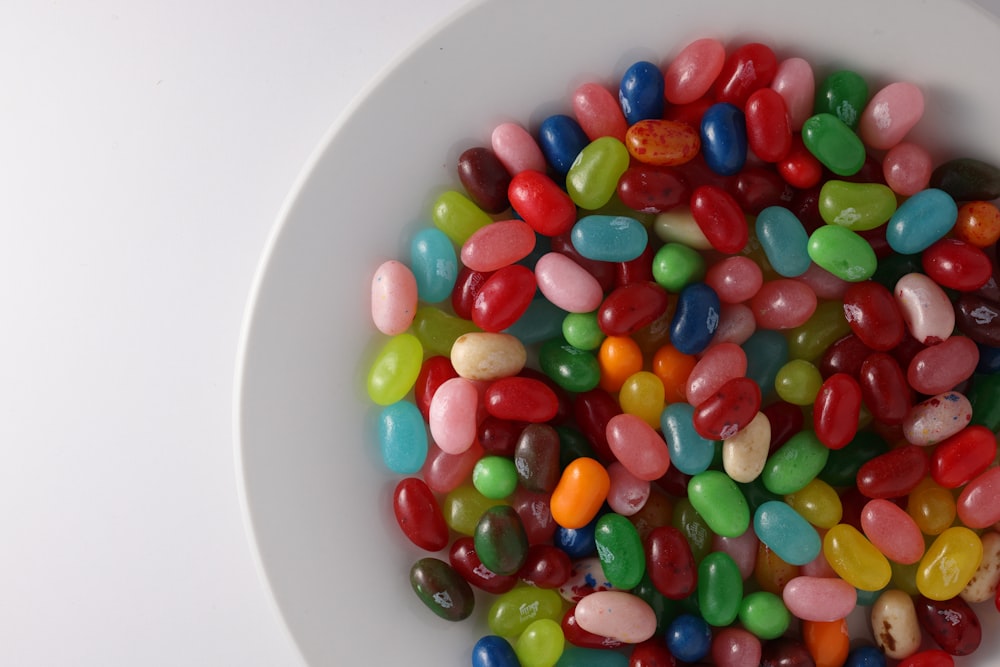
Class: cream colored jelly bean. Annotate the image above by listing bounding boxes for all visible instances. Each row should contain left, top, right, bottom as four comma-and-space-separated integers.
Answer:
721, 411, 770, 483
871, 589, 922, 660
961, 530, 1000, 603
450, 332, 526, 380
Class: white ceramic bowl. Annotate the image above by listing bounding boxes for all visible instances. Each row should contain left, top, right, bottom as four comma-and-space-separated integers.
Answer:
235, 1, 1000, 664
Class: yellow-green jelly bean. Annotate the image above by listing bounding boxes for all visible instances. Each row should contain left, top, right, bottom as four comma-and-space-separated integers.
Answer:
801, 113, 866, 176
916, 526, 984, 601
698, 551, 743, 626
488, 586, 565, 638
567, 137, 630, 210
516, 618, 565, 667
366, 332, 423, 406
688, 470, 750, 538
738, 591, 790, 640
444, 484, 509, 536
819, 180, 897, 231
431, 190, 492, 245
595, 513, 646, 590
411, 305, 480, 357
784, 478, 842, 529
806, 224, 878, 282
774, 359, 823, 406
562, 311, 605, 351
762, 430, 830, 495
823, 523, 892, 591
786, 300, 850, 362
473, 455, 519, 500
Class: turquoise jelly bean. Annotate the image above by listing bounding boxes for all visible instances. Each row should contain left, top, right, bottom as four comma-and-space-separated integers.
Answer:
756, 206, 811, 277
700, 102, 747, 176
410, 227, 458, 303
504, 297, 566, 345
555, 646, 629, 667
753, 500, 821, 566
801, 113, 866, 176
669, 282, 721, 355
570, 215, 648, 262
886, 188, 959, 255
742, 329, 789, 397
661, 402, 717, 475
538, 114, 589, 176
378, 400, 428, 474
620, 60, 665, 124
688, 470, 750, 537
854, 586, 888, 607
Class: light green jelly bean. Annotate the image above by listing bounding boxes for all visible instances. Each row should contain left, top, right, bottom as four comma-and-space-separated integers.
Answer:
802, 113, 866, 176
688, 470, 750, 538
567, 137, 630, 210
807, 224, 878, 282
786, 300, 851, 362
819, 180, 897, 231
431, 190, 492, 245
539, 338, 601, 393
815, 70, 869, 130
738, 591, 791, 639
366, 333, 423, 406
595, 513, 646, 590
774, 358, 823, 405
488, 586, 564, 638
473, 456, 519, 499
410, 305, 480, 357
652, 242, 706, 292
443, 484, 509, 536
562, 311, 605, 351
762, 429, 830, 495
516, 618, 565, 667
698, 551, 743, 627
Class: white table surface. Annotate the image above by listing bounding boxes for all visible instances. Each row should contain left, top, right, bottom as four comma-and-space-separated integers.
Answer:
5, 1, 1000, 665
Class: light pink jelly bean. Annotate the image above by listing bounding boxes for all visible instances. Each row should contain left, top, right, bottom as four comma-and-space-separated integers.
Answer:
902, 391, 973, 446
575, 590, 658, 643
782, 576, 857, 622
711, 526, 759, 580
606, 413, 671, 481
428, 376, 480, 454
491, 121, 547, 174
860, 498, 925, 564
421, 440, 485, 493
705, 255, 764, 304
883, 142, 933, 196
663, 38, 726, 105
750, 278, 818, 329
894, 272, 956, 344
371, 259, 419, 335
795, 263, 850, 300
686, 342, 748, 406
957, 466, 1000, 529
606, 461, 651, 517
460, 219, 536, 272
770, 57, 815, 131
534, 251, 604, 313
907, 335, 979, 395
859, 81, 925, 150
572, 82, 628, 142
709, 303, 757, 347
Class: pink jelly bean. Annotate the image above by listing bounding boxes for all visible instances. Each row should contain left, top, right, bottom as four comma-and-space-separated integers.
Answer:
902, 391, 973, 447
606, 461, 651, 517
883, 142, 933, 196
711, 526, 759, 580
371, 259, 419, 335
799, 550, 837, 578
711, 627, 762, 667
709, 303, 757, 347
795, 263, 850, 301
956, 466, 1000, 529
895, 272, 956, 345
907, 335, 979, 395
750, 279, 818, 329
705, 255, 764, 304
859, 82, 925, 150
534, 252, 604, 313
606, 413, 671, 481
428, 377, 480, 454
686, 342, 748, 406
663, 38, 726, 105
491, 122, 547, 175
860, 498, 925, 564
572, 82, 628, 142
460, 219, 536, 272
574, 590, 658, 643
782, 576, 858, 622
421, 440, 485, 494
770, 57, 815, 131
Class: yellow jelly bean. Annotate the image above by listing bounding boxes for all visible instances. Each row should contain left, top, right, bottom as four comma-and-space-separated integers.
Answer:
366, 333, 423, 406
916, 526, 984, 601
443, 484, 510, 536
619, 371, 666, 428
774, 359, 823, 406
411, 305, 481, 358
432, 190, 492, 245
785, 478, 843, 529
906, 476, 956, 536
823, 523, 891, 591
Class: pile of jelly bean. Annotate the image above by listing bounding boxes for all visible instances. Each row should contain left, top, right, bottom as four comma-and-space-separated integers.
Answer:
366, 37, 1000, 667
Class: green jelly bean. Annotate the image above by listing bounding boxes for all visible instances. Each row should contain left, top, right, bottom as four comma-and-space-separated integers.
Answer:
802, 113, 866, 176
819, 180, 897, 231
698, 551, 743, 627
562, 311, 605, 351
762, 430, 830, 495
929, 157, 1000, 201
366, 332, 423, 406
807, 224, 877, 282
595, 513, 646, 589
688, 470, 750, 538
969, 374, 1000, 431
633, 572, 682, 633
409, 557, 475, 621
473, 456, 519, 499
738, 591, 790, 639
556, 425, 597, 468
871, 252, 922, 291
652, 242, 706, 292
820, 431, 890, 487
890, 559, 921, 597
738, 477, 782, 512
475, 505, 529, 576
556, 646, 629, 667
515, 618, 565, 667
443, 485, 509, 536
672, 498, 714, 563
539, 338, 601, 393
786, 300, 851, 362
411, 305, 480, 357
431, 189, 492, 244
488, 586, 564, 638
567, 136, 631, 210
774, 359, 823, 406
815, 70, 868, 130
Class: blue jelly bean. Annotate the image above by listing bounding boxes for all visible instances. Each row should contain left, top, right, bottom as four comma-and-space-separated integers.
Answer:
504, 297, 566, 345
753, 500, 821, 566
845, 645, 888, 667
743, 329, 789, 397
885, 188, 958, 254
700, 102, 747, 176
471, 635, 520, 667
555, 646, 629, 667
976, 342, 1000, 374
538, 114, 590, 176
666, 613, 712, 663
661, 402, 717, 475
669, 282, 720, 355
410, 227, 458, 303
619, 60, 665, 125
756, 206, 811, 277
377, 400, 428, 474
570, 215, 648, 262
554, 518, 598, 559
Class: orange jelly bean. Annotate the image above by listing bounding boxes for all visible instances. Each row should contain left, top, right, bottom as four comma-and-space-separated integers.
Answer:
802, 618, 850, 667
954, 200, 1000, 248
624, 119, 701, 166
598, 335, 644, 393
652, 343, 697, 403
549, 457, 611, 529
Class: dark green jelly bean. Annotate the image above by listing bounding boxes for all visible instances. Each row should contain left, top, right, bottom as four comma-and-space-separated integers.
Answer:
633, 572, 683, 633
738, 476, 782, 512
555, 425, 597, 468
855, 586, 888, 606
514, 424, 561, 493
890, 560, 921, 597
409, 557, 475, 621
739, 591, 791, 639
929, 157, 1000, 201
969, 374, 1000, 431
688, 470, 750, 538
474, 505, 529, 576
672, 498, 714, 563
871, 252, 923, 291
820, 431, 890, 487
539, 337, 601, 393
698, 551, 743, 627
595, 513, 646, 589
801, 113, 866, 176
762, 430, 830, 495
815, 70, 868, 130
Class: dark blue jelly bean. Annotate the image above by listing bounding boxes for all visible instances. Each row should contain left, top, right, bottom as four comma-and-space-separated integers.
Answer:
669, 282, 721, 355
471, 635, 520, 667
844, 645, 887, 667
743, 329, 789, 397
619, 60, 665, 125
666, 613, 713, 663
554, 517, 598, 559
700, 102, 747, 176
538, 114, 590, 176
976, 342, 1000, 374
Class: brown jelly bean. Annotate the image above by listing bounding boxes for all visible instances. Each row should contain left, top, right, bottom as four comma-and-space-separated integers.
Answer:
457, 146, 512, 214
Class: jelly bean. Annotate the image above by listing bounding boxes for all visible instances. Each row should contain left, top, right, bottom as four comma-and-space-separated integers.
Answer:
412, 305, 480, 358
514, 618, 564, 667
457, 147, 511, 214
489, 586, 565, 638
818, 180, 896, 231
428, 376, 479, 454
624, 119, 699, 166
619, 371, 665, 428
755, 206, 811, 278
917, 526, 984, 600
858, 81, 924, 150
653, 207, 714, 250
969, 374, 1000, 431
651, 243, 706, 294
669, 282, 721, 355
714, 42, 777, 107
818, 334, 871, 378
754, 500, 821, 566
704, 256, 762, 305
618, 60, 665, 124
771, 57, 814, 131
561, 605, 625, 650
371, 260, 418, 337
538, 114, 590, 177
561, 311, 604, 351
845, 645, 888, 667
886, 189, 958, 255
905, 391, 973, 447
721, 411, 770, 484
778, 135, 824, 189
743, 329, 790, 395
807, 225, 877, 282
711, 303, 756, 347
802, 113, 866, 176
690, 185, 749, 254
785, 300, 849, 363
378, 400, 429, 474
432, 189, 493, 245
930, 157, 1000, 201
774, 359, 823, 405
575, 590, 657, 644
698, 551, 744, 626
823, 523, 891, 591
472, 264, 535, 332
922, 238, 992, 292
392, 477, 449, 552
460, 220, 536, 273
572, 389, 621, 462
692, 376, 761, 440
666, 613, 712, 662
492, 122, 547, 176
915, 595, 981, 656
484, 377, 557, 424
751, 279, 818, 329
450, 536, 519, 594
930, 424, 996, 489
512, 487, 558, 545
472, 635, 520, 667
894, 273, 956, 345
857, 444, 929, 499
815, 70, 868, 130
686, 343, 747, 406
785, 478, 843, 529
508, 170, 578, 237
730, 165, 793, 215
956, 466, 1000, 528
745, 88, 792, 162
907, 335, 979, 395
556, 646, 627, 667
651, 343, 697, 404
605, 461, 650, 518
617, 165, 689, 214
424, 438, 485, 494
782, 576, 856, 622
858, 353, 909, 426
711, 628, 763, 667
689, 470, 750, 538
475, 505, 529, 576
557, 557, 609, 602
533, 255, 602, 316
367, 332, 423, 406
550, 457, 610, 529
884, 142, 933, 196
761, 637, 815, 667
658, 402, 713, 476
606, 413, 671, 481
567, 137, 630, 210
897, 651, 955, 667
906, 476, 956, 536
598, 282, 669, 337
871, 589, 921, 660
451, 266, 490, 321
672, 497, 714, 563
797, 262, 852, 300
595, 513, 645, 590
409, 227, 459, 303
955, 293, 1000, 346
860, 498, 924, 565
445, 485, 508, 536
961, 530, 1000, 603
801, 618, 849, 667
737, 591, 789, 641
573, 82, 628, 142
763, 430, 830, 494
842, 280, 905, 351
539, 338, 600, 393
664, 38, 725, 105
410, 557, 476, 622
813, 373, 862, 449
819, 431, 886, 487
700, 102, 748, 176
472, 456, 519, 500
597, 335, 643, 393
451, 332, 526, 381
954, 200, 1000, 247
570, 215, 647, 263
645, 525, 696, 601
713, 527, 761, 582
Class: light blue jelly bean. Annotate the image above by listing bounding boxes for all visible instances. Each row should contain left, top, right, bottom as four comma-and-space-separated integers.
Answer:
378, 400, 428, 474
504, 297, 566, 345
666, 613, 713, 663
662, 402, 717, 475
538, 114, 590, 176
669, 282, 721, 355
410, 227, 457, 303
472, 635, 520, 667
570, 215, 648, 262
885, 188, 959, 254
554, 516, 598, 559
619, 60, 665, 125
845, 645, 888, 667
753, 500, 821, 566
700, 102, 747, 176
743, 329, 789, 397
555, 646, 629, 667
756, 206, 811, 277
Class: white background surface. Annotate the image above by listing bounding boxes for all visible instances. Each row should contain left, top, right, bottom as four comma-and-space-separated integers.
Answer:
4, 1, 1000, 666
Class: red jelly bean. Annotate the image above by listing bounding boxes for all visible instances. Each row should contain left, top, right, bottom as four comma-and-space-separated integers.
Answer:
705, 256, 763, 304
457, 146, 512, 214
693, 376, 762, 440
645, 525, 698, 600
859, 352, 911, 425
813, 373, 862, 449
617, 243, 656, 286
414, 355, 459, 420
922, 238, 993, 292
690, 184, 749, 254
729, 166, 794, 215
630, 637, 679, 667
616, 165, 690, 214
478, 415, 524, 457
842, 281, 906, 351
750, 279, 818, 330
819, 334, 875, 379
762, 401, 805, 454
664, 37, 726, 105
451, 266, 491, 320
778, 135, 824, 189
573, 389, 622, 464
449, 536, 518, 594
856, 444, 929, 499
898, 650, 955, 667
508, 170, 578, 236
915, 594, 982, 656
956, 466, 1000, 528
714, 42, 778, 108
930, 425, 998, 489
484, 376, 559, 423
393, 477, 450, 551
598, 281, 670, 336
421, 440, 485, 494
471, 264, 536, 332
517, 544, 572, 589
745, 88, 792, 162
906, 335, 979, 396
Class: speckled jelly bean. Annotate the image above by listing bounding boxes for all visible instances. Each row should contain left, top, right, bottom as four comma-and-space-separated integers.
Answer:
700, 102, 748, 176
871, 589, 921, 660
915, 595, 981, 656
802, 113, 866, 176
886, 188, 958, 255
669, 282, 721, 355
409, 227, 458, 303
884, 141, 933, 196
961, 530, 1000, 603
957, 466, 1000, 529
575, 590, 657, 644
570, 215, 647, 262
859, 81, 924, 150
557, 557, 608, 602
378, 400, 429, 474
549, 457, 609, 529
624, 119, 700, 166
664, 38, 725, 105
894, 272, 956, 345
457, 147, 511, 214
410, 557, 476, 622
753, 500, 821, 566
763, 430, 830, 494
367, 332, 423, 406
755, 206, 810, 278
488, 586, 565, 638
807, 225, 877, 282
432, 189, 493, 245
782, 576, 856, 622
917, 526, 983, 600
815, 70, 868, 130
538, 114, 590, 177
954, 200, 1000, 247
508, 170, 577, 237
451, 331, 526, 381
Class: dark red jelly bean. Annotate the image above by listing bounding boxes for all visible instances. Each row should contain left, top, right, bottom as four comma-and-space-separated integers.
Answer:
393, 477, 450, 551
457, 146, 512, 214
761, 637, 815, 667
573, 389, 622, 463
598, 281, 670, 336
813, 373, 862, 449
729, 166, 794, 215
617, 165, 690, 214
517, 544, 572, 589
859, 352, 911, 425
645, 525, 697, 600
842, 281, 906, 351
451, 265, 492, 320
690, 184, 749, 254
762, 401, 805, 454
562, 606, 626, 650
915, 594, 982, 656
838, 486, 868, 531
485, 376, 559, 423
819, 334, 875, 379
448, 536, 518, 594
630, 637, 679, 667
744, 88, 792, 162
477, 415, 524, 457
930, 425, 998, 489
511, 487, 558, 545
922, 238, 993, 291
856, 444, 929, 499
472, 264, 536, 331
693, 376, 762, 440
508, 169, 578, 236
778, 135, 824, 190
617, 243, 656, 286
954, 293, 1000, 347
514, 423, 562, 493
714, 42, 778, 108
414, 355, 458, 420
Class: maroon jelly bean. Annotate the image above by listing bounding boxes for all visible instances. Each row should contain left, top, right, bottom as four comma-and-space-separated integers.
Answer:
745, 88, 792, 163
573, 389, 622, 463
478, 415, 525, 457
954, 292, 1000, 346
729, 166, 794, 215
508, 169, 578, 236
856, 444, 929, 499
511, 487, 558, 545
930, 424, 998, 489
514, 423, 562, 493
617, 165, 690, 214
457, 146, 512, 214
813, 372, 862, 449
761, 637, 815, 667
693, 376, 762, 440
714, 42, 778, 108
452, 265, 492, 320
485, 376, 559, 423
838, 486, 868, 531
414, 355, 459, 421
472, 264, 536, 332
631, 638, 679, 667
859, 352, 911, 425
562, 606, 626, 650
842, 281, 906, 351
762, 400, 806, 454
393, 477, 450, 551
517, 544, 572, 589
819, 334, 875, 379
690, 184, 750, 254
907, 335, 980, 396
915, 594, 982, 656
922, 238, 993, 292
598, 281, 670, 336
449, 536, 519, 594
645, 525, 698, 600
